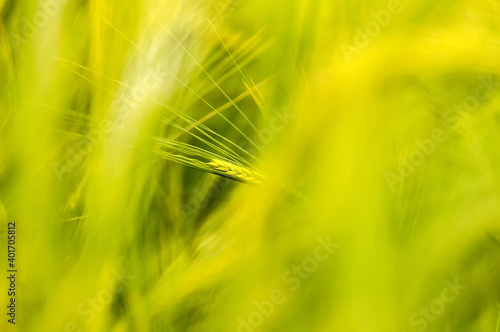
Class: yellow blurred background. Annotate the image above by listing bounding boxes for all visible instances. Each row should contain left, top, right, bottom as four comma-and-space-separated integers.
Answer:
0, 0, 499, 331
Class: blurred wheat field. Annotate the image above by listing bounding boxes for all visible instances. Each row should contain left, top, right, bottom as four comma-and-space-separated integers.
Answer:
1, 0, 500, 331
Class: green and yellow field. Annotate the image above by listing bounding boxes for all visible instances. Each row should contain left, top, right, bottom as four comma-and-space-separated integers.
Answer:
0, 0, 499, 331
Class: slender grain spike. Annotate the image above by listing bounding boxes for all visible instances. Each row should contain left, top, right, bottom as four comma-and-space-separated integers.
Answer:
206, 158, 264, 185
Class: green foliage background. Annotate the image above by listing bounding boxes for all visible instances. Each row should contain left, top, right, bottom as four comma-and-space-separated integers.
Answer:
0, 0, 499, 331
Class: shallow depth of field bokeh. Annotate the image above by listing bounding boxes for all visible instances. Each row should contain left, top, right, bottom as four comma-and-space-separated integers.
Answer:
1, 0, 500, 331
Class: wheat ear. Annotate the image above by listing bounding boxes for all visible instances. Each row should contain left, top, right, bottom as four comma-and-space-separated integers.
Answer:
206, 159, 264, 185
